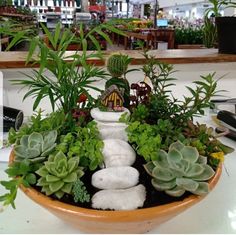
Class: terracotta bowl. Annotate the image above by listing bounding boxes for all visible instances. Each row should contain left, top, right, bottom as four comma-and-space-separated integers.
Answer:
10, 151, 222, 234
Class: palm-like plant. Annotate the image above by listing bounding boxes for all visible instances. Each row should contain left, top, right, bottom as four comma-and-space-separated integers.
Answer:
1, 23, 124, 130
206, 0, 236, 17
10, 24, 107, 127
202, 16, 217, 48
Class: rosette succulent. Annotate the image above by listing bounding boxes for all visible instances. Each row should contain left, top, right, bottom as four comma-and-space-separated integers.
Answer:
144, 141, 215, 197
36, 151, 84, 199
14, 131, 57, 163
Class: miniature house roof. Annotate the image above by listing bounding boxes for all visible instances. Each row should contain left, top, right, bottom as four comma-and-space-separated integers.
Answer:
100, 85, 124, 102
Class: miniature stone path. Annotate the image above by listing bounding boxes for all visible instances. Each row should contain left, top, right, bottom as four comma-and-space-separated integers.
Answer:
90, 108, 146, 210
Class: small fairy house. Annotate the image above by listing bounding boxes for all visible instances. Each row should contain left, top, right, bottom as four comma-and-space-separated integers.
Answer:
100, 85, 124, 111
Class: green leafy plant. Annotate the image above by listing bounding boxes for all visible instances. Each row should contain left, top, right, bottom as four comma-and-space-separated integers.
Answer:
71, 22, 125, 52
126, 121, 162, 162
8, 23, 108, 130
126, 118, 185, 162
144, 141, 215, 197
202, 16, 217, 48
129, 104, 149, 122
175, 27, 203, 45
36, 151, 84, 199
14, 130, 57, 163
56, 122, 104, 171
141, 51, 222, 128
1, 22, 125, 131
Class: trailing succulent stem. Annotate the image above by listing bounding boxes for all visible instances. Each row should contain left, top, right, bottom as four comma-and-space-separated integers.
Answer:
0, 160, 39, 209
144, 141, 215, 197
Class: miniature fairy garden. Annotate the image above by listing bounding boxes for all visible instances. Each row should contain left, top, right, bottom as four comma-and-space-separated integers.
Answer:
0, 25, 234, 211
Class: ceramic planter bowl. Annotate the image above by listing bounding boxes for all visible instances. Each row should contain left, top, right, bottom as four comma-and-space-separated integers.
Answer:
10, 151, 222, 234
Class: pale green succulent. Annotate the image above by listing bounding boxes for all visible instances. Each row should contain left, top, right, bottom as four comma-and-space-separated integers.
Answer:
144, 141, 215, 197
36, 151, 84, 199
14, 131, 57, 163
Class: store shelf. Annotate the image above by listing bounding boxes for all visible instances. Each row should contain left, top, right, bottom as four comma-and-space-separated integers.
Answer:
0, 12, 35, 19
2, 49, 236, 69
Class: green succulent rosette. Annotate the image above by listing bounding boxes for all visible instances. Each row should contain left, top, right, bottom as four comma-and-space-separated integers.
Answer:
144, 141, 215, 197
14, 130, 57, 163
36, 151, 84, 199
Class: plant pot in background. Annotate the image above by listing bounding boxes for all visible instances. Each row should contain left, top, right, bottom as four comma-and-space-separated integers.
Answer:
216, 17, 236, 54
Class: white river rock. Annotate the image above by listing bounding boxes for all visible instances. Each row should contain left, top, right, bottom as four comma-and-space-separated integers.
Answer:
91, 107, 130, 122
92, 184, 146, 210
95, 120, 128, 141
92, 166, 139, 189
102, 139, 136, 167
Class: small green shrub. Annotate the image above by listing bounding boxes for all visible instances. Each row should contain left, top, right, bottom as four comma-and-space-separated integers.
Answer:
175, 27, 203, 45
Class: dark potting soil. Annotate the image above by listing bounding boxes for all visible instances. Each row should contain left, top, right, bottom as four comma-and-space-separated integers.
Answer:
37, 155, 191, 210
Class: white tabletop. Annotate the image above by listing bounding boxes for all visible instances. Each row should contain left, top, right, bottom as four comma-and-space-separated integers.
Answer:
0, 115, 236, 233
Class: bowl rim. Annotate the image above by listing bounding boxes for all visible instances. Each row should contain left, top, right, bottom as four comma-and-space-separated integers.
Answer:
9, 150, 222, 222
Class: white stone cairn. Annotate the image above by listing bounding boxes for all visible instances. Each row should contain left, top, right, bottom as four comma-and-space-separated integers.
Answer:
91, 108, 146, 210
102, 139, 136, 167
95, 120, 128, 141
92, 184, 146, 211
91, 107, 130, 122
91, 166, 139, 190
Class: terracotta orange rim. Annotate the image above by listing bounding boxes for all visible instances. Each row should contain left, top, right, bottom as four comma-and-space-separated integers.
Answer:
9, 150, 222, 222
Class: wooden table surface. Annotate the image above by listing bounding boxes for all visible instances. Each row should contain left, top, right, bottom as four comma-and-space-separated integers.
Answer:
1, 49, 236, 69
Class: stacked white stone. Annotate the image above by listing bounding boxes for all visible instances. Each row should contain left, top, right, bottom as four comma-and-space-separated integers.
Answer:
90, 108, 146, 210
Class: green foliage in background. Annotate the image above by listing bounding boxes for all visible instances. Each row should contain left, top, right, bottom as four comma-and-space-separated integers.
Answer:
205, 0, 236, 17
202, 17, 217, 48
175, 27, 204, 45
